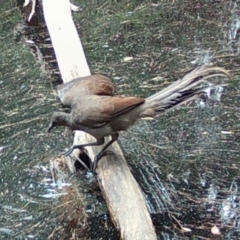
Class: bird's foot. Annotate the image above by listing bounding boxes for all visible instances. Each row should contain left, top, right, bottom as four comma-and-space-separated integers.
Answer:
63, 145, 85, 156
91, 150, 113, 172
91, 155, 101, 173
63, 145, 76, 156
64, 147, 91, 172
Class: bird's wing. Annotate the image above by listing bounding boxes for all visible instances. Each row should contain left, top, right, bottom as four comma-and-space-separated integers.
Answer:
73, 96, 145, 128
57, 75, 115, 107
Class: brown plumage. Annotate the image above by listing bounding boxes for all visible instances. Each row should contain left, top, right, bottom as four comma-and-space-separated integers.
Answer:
57, 74, 115, 107
48, 66, 230, 171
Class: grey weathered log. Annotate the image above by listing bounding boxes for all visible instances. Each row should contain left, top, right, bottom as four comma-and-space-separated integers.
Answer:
42, 0, 157, 239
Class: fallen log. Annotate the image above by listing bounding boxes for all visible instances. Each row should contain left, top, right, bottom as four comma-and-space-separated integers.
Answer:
42, 0, 157, 239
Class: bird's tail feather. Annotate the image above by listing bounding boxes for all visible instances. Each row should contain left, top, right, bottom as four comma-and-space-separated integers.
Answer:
143, 66, 230, 117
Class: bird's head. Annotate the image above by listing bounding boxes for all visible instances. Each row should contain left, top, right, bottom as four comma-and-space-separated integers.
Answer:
47, 112, 68, 133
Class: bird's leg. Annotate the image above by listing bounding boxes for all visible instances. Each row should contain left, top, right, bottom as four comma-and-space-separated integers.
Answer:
92, 133, 119, 171
64, 138, 105, 156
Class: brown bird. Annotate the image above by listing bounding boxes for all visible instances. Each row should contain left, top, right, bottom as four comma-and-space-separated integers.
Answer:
48, 66, 229, 171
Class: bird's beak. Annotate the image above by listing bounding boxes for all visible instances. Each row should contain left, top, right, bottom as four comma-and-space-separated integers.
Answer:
47, 123, 54, 133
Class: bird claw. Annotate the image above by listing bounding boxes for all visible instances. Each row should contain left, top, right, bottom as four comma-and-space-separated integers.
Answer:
91, 150, 113, 172
63, 147, 113, 172
91, 155, 100, 173
63, 146, 76, 156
